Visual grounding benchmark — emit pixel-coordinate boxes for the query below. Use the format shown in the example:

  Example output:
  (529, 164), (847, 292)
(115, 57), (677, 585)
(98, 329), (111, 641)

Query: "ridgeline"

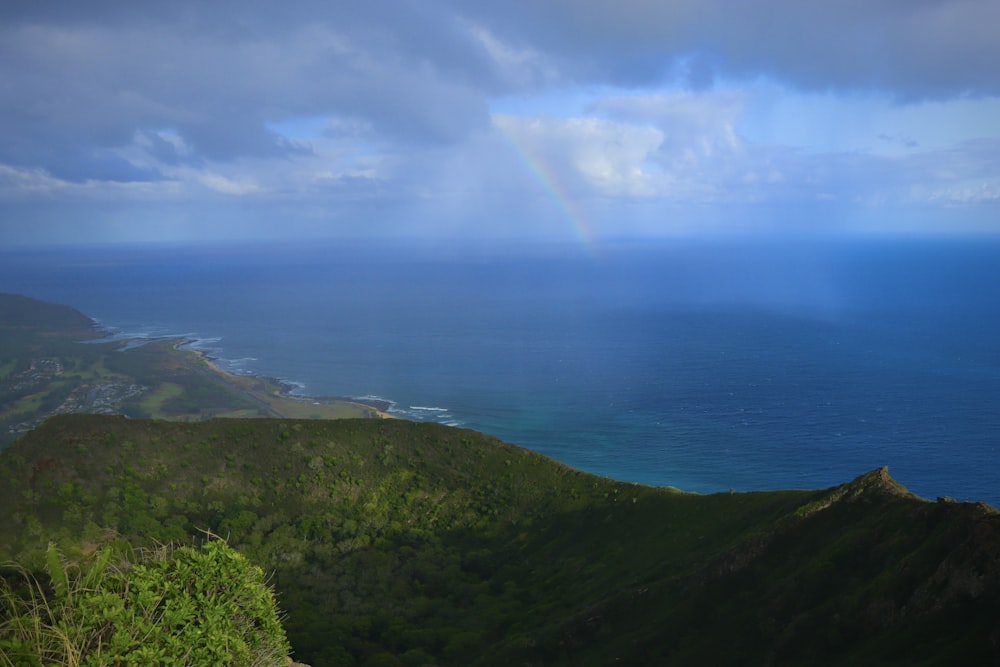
(1, 294), (998, 665)
(2, 415), (999, 665)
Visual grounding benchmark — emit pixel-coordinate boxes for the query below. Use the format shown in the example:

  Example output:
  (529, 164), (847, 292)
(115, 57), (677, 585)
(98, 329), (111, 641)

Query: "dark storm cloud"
(49, 151), (166, 185)
(0, 0), (995, 216)
(176, 120), (311, 163)
(0, 0), (503, 176)
(459, 0), (1000, 99)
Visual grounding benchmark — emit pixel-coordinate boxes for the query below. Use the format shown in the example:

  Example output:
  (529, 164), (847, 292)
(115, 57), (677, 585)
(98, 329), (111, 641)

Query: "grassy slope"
(2, 415), (998, 666)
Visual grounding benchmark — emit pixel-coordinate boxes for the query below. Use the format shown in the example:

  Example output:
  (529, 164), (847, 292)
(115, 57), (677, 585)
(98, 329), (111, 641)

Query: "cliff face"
(1, 415), (998, 666)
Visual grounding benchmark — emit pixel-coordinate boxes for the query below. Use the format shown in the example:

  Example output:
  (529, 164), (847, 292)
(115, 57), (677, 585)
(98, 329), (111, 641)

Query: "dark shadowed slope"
(0, 292), (98, 336)
(1, 414), (998, 665)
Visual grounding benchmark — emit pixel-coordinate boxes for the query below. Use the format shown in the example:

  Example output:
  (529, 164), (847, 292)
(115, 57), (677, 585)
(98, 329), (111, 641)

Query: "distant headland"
(0, 292), (387, 446)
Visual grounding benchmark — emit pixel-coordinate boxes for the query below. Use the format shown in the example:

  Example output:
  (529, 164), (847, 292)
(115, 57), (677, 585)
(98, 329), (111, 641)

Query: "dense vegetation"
(1, 540), (290, 666)
(2, 414), (998, 666)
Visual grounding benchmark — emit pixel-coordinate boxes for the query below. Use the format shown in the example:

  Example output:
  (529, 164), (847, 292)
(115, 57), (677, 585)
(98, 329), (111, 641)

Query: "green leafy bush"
(0, 540), (290, 666)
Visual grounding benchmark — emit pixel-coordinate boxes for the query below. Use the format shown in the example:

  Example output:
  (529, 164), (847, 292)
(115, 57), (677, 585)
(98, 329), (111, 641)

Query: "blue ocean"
(2, 237), (998, 505)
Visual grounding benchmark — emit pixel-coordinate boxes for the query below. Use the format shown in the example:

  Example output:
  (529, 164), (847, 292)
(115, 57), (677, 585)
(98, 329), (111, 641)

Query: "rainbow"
(495, 119), (598, 254)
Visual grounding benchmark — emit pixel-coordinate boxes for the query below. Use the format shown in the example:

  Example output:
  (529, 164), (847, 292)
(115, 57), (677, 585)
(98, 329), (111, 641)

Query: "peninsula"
(0, 293), (385, 446)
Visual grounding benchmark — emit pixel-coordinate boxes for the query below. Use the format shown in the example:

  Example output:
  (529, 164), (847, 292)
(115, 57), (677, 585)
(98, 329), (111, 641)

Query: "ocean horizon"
(2, 236), (998, 505)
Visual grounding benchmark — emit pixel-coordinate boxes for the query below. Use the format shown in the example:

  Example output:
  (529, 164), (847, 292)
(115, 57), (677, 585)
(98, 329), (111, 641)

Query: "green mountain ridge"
(2, 414), (998, 665)
(2, 293), (999, 664)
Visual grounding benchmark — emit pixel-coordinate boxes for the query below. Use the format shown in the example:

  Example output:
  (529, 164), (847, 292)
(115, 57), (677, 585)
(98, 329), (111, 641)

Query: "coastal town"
(1, 293), (391, 447)
(2, 356), (146, 440)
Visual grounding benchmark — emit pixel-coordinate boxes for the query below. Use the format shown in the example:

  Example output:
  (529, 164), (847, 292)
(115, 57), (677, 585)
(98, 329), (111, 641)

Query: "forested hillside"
(2, 415), (998, 665)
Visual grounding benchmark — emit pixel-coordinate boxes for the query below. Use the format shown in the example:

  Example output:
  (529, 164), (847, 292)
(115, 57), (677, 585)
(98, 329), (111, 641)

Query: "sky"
(1, 0), (998, 247)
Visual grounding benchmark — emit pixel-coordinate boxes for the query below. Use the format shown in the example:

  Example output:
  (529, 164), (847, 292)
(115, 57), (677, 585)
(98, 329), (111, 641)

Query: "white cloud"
(195, 173), (260, 196)
(494, 114), (663, 196)
(0, 164), (69, 195)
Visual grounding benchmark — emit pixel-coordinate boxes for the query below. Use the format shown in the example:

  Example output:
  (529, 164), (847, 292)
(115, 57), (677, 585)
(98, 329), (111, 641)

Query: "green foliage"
(1, 415), (999, 665)
(0, 539), (290, 666)
(42, 544), (69, 604)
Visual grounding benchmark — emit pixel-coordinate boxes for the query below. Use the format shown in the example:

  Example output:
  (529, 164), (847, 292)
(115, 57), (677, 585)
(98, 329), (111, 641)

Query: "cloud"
(0, 3), (499, 174)
(590, 92), (747, 196)
(495, 114), (664, 197)
(195, 172), (260, 196)
(877, 134), (919, 150)
(5, 1), (987, 173)
(461, 0), (1000, 99)
(488, 89), (1000, 228)
(0, 164), (69, 195)
(0, 0), (996, 243)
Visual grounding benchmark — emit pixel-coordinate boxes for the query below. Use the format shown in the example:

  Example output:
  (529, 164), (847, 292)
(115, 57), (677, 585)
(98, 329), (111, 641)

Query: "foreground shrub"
(0, 539), (290, 666)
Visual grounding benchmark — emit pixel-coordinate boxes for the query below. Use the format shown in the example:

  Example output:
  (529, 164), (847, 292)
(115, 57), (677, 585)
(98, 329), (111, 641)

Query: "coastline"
(1, 295), (397, 447)
(169, 338), (394, 420)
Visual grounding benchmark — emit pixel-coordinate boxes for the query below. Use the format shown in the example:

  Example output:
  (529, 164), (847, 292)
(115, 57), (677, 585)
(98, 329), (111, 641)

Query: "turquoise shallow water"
(2, 238), (998, 504)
